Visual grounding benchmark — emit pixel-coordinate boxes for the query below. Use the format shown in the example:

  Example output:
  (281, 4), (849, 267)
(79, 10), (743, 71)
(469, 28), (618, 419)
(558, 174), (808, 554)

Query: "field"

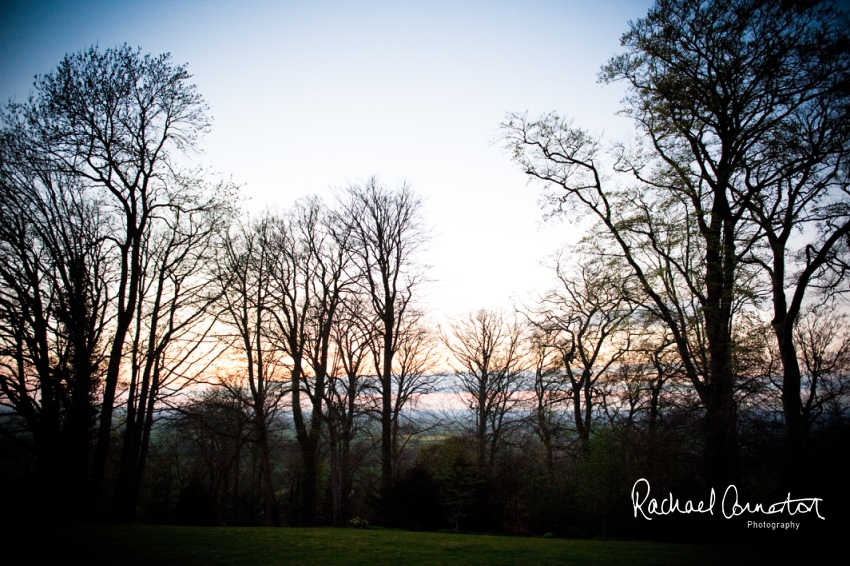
(27, 524), (795, 565)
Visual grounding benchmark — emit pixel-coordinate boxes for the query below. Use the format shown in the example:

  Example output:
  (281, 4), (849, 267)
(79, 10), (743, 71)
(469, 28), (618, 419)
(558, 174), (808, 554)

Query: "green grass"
(30, 524), (784, 565)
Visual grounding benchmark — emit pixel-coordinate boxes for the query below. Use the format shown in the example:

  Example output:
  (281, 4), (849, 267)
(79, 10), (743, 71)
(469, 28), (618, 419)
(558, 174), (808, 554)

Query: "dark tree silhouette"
(443, 309), (526, 477)
(0, 142), (111, 518)
(503, 0), (850, 487)
(339, 178), (429, 522)
(2, 45), (213, 509)
(602, 0), (850, 487)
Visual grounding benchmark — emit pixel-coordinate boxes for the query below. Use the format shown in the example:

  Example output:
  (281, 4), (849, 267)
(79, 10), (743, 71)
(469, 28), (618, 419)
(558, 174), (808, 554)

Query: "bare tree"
(529, 252), (637, 453)
(338, 177), (429, 518)
(387, 312), (441, 477)
(213, 217), (285, 526)
(3, 45), (213, 505)
(443, 309), (526, 477)
(793, 307), (850, 443)
(641, 333), (682, 431)
(263, 198), (354, 526)
(526, 328), (564, 480)
(111, 175), (234, 522)
(0, 143), (112, 516)
(326, 293), (374, 526)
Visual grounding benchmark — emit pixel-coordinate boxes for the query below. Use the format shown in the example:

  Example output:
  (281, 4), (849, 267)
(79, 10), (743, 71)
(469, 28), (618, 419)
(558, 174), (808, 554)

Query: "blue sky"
(1, 0), (655, 317)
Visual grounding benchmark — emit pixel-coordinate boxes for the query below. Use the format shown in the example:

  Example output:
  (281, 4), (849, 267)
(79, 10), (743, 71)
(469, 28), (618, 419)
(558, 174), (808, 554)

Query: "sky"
(0, 0), (656, 321)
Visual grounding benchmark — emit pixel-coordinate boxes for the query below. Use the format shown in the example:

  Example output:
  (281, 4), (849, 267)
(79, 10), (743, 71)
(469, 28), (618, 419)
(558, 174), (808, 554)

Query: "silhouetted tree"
(528, 252), (638, 453)
(604, 0), (850, 488)
(443, 309), (526, 477)
(263, 199), (354, 525)
(502, 0), (850, 486)
(112, 175), (233, 522)
(1, 45), (214, 510)
(339, 178), (429, 521)
(326, 293), (374, 526)
(213, 216), (285, 525)
(0, 143), (111, 517)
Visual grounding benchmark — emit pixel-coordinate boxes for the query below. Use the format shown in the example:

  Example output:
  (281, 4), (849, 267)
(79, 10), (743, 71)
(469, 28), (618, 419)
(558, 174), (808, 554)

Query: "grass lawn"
(21, 524), (798, 565)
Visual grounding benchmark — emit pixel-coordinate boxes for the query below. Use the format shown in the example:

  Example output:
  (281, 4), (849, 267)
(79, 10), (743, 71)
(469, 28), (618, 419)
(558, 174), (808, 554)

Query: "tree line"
(1, 0), (849, 539)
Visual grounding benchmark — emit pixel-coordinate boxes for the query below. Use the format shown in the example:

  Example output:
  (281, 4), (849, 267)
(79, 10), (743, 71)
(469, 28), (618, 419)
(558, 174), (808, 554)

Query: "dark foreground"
(17, 524), (806, 565)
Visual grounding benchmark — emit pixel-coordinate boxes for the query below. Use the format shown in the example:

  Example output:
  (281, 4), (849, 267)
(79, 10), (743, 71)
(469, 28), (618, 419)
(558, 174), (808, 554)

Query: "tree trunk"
(380, 310), (395, 523)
